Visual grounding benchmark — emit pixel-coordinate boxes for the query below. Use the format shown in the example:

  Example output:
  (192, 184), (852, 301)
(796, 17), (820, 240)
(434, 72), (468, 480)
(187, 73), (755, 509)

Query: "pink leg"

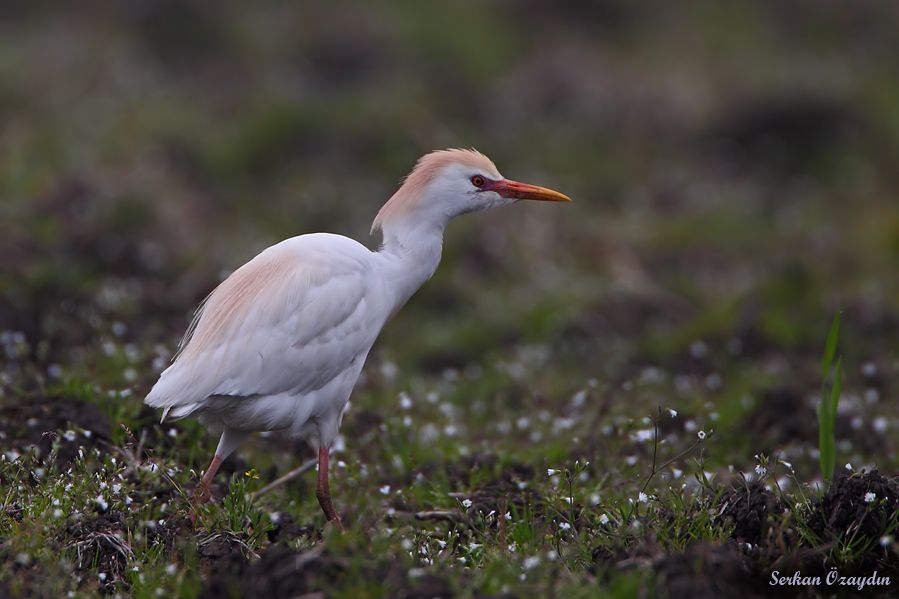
(315, 447), (344, 530)
(194, 454), (223, 504)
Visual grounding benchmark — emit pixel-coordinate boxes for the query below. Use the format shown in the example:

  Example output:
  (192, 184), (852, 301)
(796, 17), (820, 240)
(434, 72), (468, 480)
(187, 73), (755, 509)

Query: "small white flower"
(523, 556), (541, 570)
(599, 513), (610, 525)
(547, 468), (559, 476)
(779, 460), (793, 471)
(754, 465), (767, 477)
(689, 340), (707, 358)
(571, 390), (587, 407)
(671, 468), (683, 479)
(558, 522), (571, 531)
(880, 535), (892, 547)
(63, 430), (77, 442)
(52, 509), (63, 518)
(504, 511), (512, 521)
(638, 492), (649, 504)
(461, 498), (472, 508)
(165, 563), (177, 576)
(668, 409), (678, 418)
(381, 360), (398, 381)
(845, 463), (852, 471)
(697, 430), (706, 440)
(864, 492), (876, 503)
(399, 391), (413, 410)
(94, 495), (108, 511)
(98, 573), (107, 582)
(632, 428), (654, 442)
(379, 485), (391, 495)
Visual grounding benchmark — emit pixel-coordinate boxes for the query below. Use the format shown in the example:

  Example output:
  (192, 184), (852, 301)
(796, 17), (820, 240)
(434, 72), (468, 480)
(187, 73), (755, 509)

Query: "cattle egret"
(145, 149), (570, 527)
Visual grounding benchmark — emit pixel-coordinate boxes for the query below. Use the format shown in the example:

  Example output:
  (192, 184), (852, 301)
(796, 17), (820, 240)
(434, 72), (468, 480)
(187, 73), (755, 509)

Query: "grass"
(818, 312), (842, 484)
(1, 333), (895, 596)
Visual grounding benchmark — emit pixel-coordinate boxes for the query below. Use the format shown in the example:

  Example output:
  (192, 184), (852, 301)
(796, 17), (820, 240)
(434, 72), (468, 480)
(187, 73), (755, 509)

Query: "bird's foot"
(188, 482), (213, 525)
(328, 514), (345, 532)
(192, 480), (212, 504)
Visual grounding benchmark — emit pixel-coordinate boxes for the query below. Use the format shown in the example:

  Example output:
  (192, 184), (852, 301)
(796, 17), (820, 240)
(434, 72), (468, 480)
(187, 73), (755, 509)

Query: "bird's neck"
(375, 216), (447, 310)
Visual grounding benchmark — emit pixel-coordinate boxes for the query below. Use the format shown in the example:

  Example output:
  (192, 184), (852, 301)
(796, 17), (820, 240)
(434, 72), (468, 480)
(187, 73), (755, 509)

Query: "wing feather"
(145, 235), (379, 414)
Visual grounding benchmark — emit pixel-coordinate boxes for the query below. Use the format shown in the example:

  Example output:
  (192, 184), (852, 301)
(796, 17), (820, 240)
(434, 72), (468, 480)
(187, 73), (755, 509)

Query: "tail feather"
(145, 361), (209, 419)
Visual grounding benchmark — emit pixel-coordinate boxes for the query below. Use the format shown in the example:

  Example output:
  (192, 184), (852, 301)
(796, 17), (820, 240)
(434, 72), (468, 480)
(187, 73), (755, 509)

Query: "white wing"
(145, 234), (384, 417)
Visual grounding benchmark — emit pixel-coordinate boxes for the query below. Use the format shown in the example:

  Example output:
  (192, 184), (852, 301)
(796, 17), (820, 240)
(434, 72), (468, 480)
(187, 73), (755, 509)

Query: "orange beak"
(490, 179), (572, 203)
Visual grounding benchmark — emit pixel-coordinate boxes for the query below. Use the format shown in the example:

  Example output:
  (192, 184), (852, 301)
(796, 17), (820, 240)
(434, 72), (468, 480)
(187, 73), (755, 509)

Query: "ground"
(1, 2), (898, 597)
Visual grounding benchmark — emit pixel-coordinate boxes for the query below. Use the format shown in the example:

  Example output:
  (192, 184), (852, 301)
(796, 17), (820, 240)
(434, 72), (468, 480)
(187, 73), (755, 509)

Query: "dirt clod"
(718, 479), (785, 545)
(807, 470), (899, 543)
(67, 512), (133, 594)
(654, 541), (765, 599)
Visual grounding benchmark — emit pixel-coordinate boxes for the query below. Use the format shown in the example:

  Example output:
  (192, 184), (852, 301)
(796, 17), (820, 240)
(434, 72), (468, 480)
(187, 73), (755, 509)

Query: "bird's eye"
(471, 175), (486, 187)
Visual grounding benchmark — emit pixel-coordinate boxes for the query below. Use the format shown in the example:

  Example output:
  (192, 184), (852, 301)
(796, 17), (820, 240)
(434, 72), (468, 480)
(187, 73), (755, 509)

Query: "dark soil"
(807, 470), (898, 542)
(806, 470), (899, 576)
(443, 456), (548, 525)
(66, 511), (133, 595)
(653, 541), (767, 599)
(742, 387), (815, 448)
(718, 478), (786, 545)
(265, 512), (319, 544)
(0, 396), (112, 466)
(197, 532), (253, 565)
(200, 543), (455, 599)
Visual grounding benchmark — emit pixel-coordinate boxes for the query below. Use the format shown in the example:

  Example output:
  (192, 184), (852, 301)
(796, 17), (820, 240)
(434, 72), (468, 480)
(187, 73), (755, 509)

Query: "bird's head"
(372, 148), (571, 234)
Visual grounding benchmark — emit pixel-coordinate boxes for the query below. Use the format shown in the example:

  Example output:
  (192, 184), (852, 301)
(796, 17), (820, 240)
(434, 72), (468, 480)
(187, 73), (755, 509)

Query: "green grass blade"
(821, 311), (842, 380)
(818, 398), (834, 484)
(818, 354), (843, 485)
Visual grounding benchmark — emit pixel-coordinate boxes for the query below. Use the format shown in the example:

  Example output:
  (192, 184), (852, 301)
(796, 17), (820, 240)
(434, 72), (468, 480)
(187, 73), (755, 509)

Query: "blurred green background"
(1, 3), (898, 595)
(1, 0), (898, 456)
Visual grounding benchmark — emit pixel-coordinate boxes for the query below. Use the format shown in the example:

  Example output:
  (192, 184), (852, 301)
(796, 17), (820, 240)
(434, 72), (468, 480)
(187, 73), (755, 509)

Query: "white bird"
(145, 148), (570, 527)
